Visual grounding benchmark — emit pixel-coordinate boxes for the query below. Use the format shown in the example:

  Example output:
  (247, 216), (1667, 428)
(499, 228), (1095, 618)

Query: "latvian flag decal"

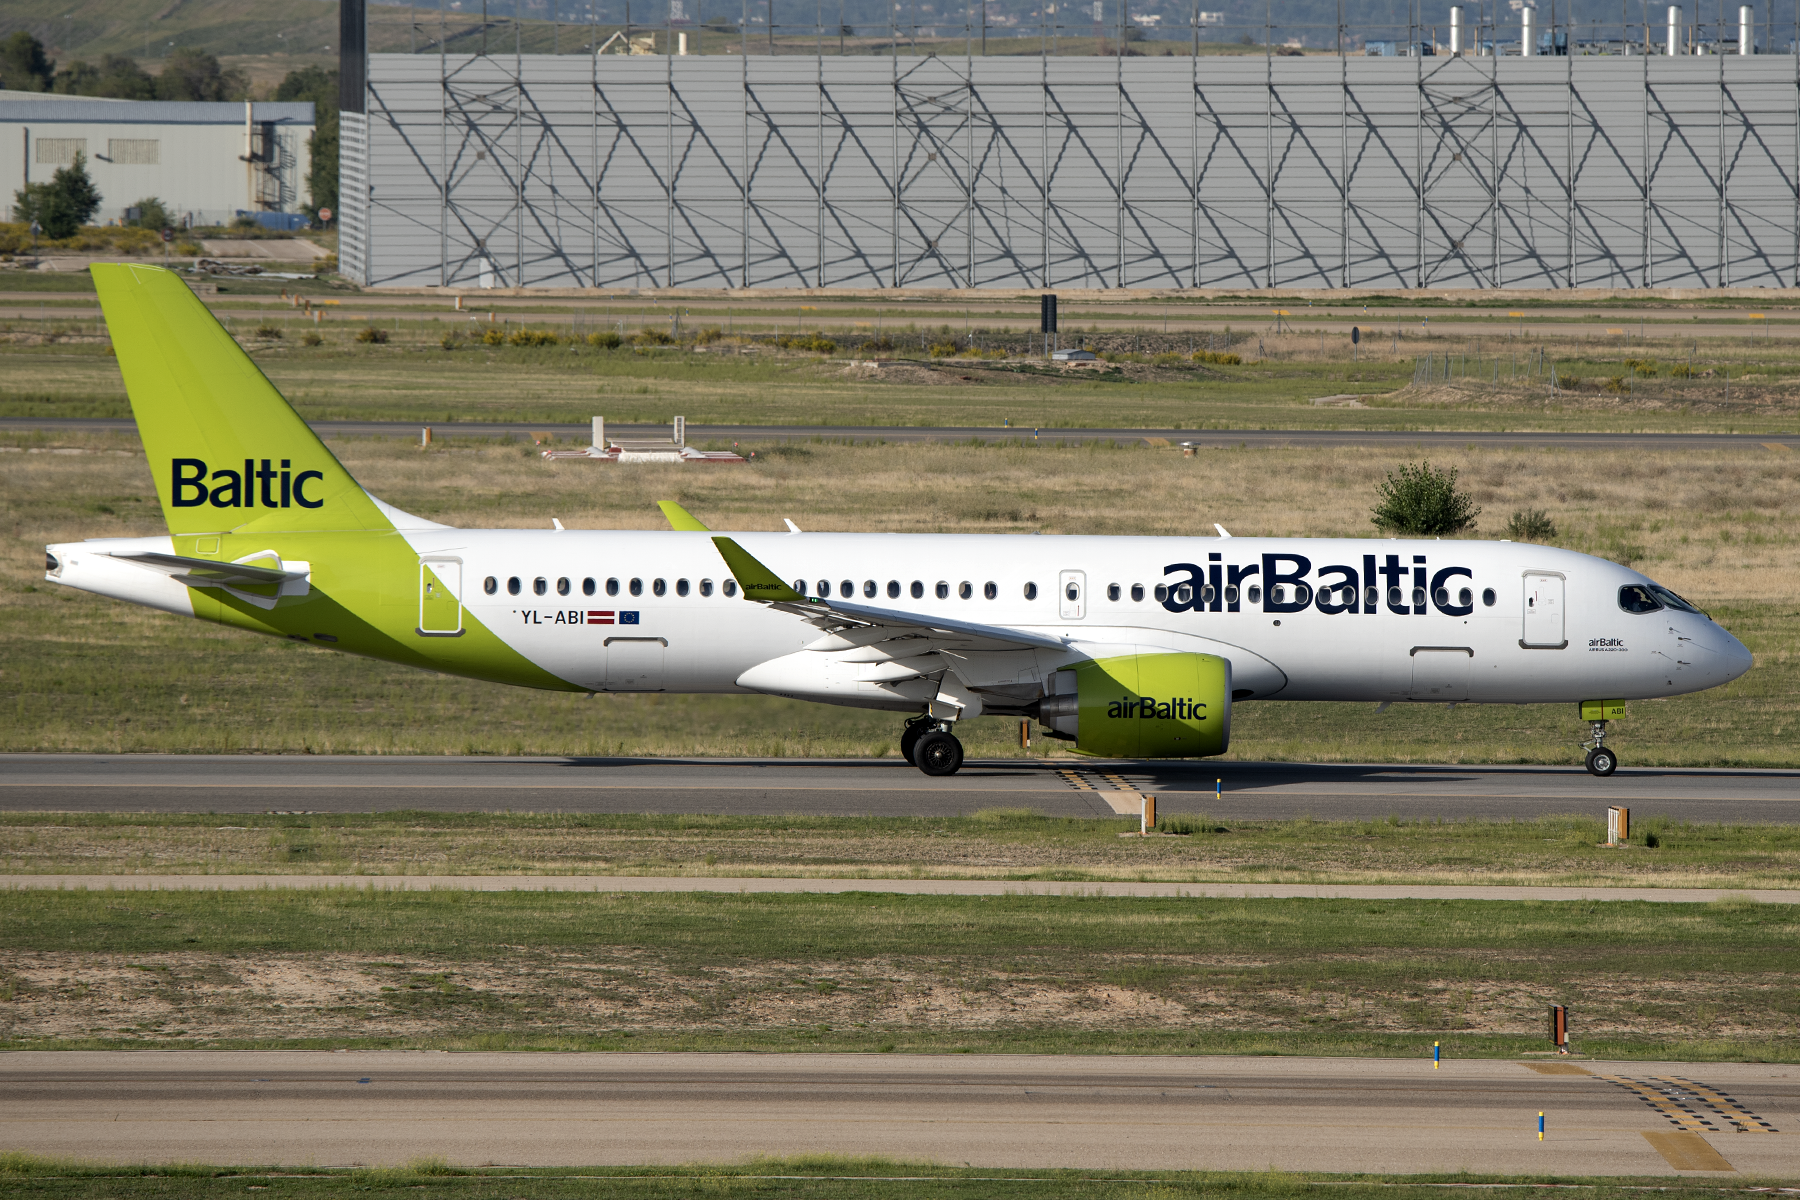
(586, 611), (639, 625)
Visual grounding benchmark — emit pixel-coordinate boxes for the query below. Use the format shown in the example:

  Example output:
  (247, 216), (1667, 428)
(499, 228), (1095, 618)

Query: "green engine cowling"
(1038, 652), (1232, 758)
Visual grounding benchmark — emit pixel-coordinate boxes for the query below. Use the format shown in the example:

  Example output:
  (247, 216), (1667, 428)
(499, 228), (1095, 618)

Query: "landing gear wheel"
(900, 717), (932, 766)
(1585, 746), (1618, 777)
(914, 729), (964, 777)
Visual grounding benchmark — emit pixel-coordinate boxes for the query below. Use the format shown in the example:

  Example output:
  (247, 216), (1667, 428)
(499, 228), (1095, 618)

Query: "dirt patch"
(2, 950), (1788, 1046)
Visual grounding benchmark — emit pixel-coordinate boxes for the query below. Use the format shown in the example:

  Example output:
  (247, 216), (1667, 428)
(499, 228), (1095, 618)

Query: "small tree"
(1370, 460), (1481, 536)
(127, 197), (171, 230)
(13, 151), (102, 239)
(0, 32), (55, 93)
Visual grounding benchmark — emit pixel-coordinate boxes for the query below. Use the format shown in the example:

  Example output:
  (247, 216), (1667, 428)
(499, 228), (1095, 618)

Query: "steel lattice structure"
(338, 50), (1800, 289)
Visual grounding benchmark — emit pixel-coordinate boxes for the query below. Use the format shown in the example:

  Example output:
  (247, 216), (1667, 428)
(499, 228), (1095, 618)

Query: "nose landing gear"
(1578, 700), (1626, 777)
(900, 715), (963, 776)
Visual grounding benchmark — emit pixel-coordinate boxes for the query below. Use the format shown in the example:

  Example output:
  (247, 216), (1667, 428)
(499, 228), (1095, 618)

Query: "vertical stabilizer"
(93, 263), (391, 536)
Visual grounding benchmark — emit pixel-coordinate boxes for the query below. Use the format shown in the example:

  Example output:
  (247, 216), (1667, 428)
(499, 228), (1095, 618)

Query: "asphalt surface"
(2, 1052), (1793, 1172)
(4, 755), (1797, 822)
(8, 416), (1799, 450)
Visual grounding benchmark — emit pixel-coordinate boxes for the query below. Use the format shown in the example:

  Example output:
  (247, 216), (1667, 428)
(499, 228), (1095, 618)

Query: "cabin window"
(1366, 586), (1379, 609)
(1154, 584), (1168, 602)
(1107, 583), (1121, 602)
(1247, 585), (1262, 604)
(483, 576), (498, 595)
(699, 578), (714, 597)
(556, 577), (571, 596)
(652, 578), (667, 597)
(1270, 584), (1285, 604)
(1482, 587), (1496, 607)
(887, 580), (901, 599)
(983, 581), (997, 600)
(533, 577), (548, 596)
(1174, 583), (1192, 606)
(794, 580), (807, 595)
(1224, 585), (1238, 605)
(1458, 587), (1472, 607)
(1433, 587), (1449, 607)
(1023, 581), (1038, 600)
(723, 580), (738, 597)
(1387, 586), (1403, 608)
(840, 580), (854, 598)
(507, 576), (522, 595)
(676, 579), (690, 597)
(1130, 584), (1144, 602)
(607, 578), (620, 596)
(1202, 585), (1217, 605)
(864, 580), (877, 598)
(911, 580), (924, 599)
(583, 578), (596, 596)
(629, 578), (643, 596)
(936, 581), (949, 599)
(815, 580), (828, 597)
(1411, 587), (1426, 608)
(959, 581), (974, 600)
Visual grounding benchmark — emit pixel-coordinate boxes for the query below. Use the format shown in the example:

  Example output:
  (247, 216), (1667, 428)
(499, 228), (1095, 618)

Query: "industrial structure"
(0, 93), (315, 228)
(339, 7), (1800, 291)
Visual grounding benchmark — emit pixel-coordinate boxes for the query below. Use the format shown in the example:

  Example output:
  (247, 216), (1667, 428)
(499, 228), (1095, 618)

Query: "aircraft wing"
(710, 536), (1066, 653)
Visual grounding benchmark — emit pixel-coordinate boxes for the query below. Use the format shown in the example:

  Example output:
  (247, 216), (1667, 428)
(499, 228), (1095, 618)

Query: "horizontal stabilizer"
(108, 550), (300, 587)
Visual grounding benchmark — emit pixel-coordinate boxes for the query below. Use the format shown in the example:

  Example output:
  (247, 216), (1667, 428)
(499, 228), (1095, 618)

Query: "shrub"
(1671, 362), (1693, 378)
(927, 341), (961, 358)
(1634, 363), (1658, 376)
(1604, 375), (1629, 393)
(252, 323), (282, 339)
(506, 328), (558, 347)
(1152, 351), (1184, 366)
(857, 335), (895, 354)
(300, 330), (323, 347)
(1505, 508), (1557, 542)
(775, 334), (838, 355)
(174, 240), (202, 256)
(481, 328), (505, 346)
(439, 332), (459, 350)
(693, 326), (725, 345)
(354, 326), (389, 344)
(1192, 350), (1243, 365)
(586, 330), (623, 349)
(1557, 375), (1582, 390)
(1370, 460), (1481, 536)
(630, 328), (675, 346)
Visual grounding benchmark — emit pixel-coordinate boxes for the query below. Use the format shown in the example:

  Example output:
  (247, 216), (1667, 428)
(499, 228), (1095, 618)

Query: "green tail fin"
(94, 263), (391, 536)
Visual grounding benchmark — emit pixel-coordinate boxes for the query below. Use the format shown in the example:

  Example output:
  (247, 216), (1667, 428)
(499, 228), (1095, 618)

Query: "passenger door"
(605, 636), (666, 691)
(1521, 572), (1566, 648)
(418, 557), (463, 636)
(1058, 570), (1086, 621)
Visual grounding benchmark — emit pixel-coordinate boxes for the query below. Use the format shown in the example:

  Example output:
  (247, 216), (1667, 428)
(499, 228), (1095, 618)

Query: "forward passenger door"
(1521, 572), (1565, 648)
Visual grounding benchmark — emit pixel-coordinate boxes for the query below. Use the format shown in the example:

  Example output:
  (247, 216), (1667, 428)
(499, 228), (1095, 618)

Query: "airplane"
(45, 264), (1753, 778)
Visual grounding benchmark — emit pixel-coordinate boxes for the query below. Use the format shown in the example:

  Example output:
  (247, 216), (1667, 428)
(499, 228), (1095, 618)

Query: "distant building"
(0, 92), (314, 228)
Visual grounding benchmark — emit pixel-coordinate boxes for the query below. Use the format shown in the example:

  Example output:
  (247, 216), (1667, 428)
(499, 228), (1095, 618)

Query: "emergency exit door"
(1521, 572), (1565, 648)
(1059, 570), (1086, 620)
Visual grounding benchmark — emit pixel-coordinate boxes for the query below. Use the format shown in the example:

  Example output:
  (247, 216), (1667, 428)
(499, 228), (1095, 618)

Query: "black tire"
(1586, 747), (1618, 777)
(900, 722), (926, 766)
(914, 729), (964, 777)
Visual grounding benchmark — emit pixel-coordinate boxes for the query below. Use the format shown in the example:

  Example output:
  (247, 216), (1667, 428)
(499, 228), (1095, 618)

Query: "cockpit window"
(1618, 585), (1661, 614)
(1649, 585), (1704, 615)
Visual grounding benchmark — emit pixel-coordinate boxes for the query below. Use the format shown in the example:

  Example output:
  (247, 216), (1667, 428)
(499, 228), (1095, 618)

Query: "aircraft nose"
(1716, 626), (1754, 683)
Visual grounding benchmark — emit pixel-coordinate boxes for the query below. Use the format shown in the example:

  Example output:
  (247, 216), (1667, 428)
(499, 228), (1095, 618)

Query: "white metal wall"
(346, 51), (1800, 289)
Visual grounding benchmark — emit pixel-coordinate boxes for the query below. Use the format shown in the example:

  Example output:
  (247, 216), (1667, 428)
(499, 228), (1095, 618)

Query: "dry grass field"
(3, 429), (1795, 762)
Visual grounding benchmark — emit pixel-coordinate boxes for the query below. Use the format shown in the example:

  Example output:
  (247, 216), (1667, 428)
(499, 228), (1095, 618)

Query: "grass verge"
(0, 891), (1794, 1058)
(5, 811), (1800, 889)
(0, 1158), (1784, 1198)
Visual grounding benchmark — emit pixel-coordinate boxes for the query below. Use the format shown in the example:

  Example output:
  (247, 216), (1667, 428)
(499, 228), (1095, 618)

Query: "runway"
(5, 416), (1798, 452)
(2, 1051), (1792, 1173)
(3, 754), (1797, 822)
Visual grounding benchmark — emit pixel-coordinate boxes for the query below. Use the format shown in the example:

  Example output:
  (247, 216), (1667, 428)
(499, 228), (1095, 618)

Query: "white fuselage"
(402, 529), (1752, 708)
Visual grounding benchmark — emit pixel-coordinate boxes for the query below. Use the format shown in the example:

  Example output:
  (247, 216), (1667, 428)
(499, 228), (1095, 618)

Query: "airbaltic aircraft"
(47, 265), (1753, 777)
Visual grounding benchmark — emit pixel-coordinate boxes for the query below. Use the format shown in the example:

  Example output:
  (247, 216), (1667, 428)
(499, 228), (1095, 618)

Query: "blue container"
(235, 211), (311, 232)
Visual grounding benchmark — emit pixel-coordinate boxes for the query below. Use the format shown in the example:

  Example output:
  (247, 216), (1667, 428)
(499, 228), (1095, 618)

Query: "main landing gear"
(901, 715), (964, 777)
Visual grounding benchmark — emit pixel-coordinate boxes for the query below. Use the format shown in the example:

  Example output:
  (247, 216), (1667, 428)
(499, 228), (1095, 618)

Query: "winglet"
(658, 501), (710, 532)
(711, 536), (806, 603)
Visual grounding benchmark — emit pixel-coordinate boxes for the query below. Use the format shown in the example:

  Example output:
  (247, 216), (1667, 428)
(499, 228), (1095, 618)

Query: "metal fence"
(340, 50), (1800, 290)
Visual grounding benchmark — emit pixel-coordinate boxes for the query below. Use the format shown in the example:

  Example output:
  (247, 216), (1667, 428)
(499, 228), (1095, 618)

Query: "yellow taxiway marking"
(1601, 1076), (1719, 1133)
(1641, 1130), (1735, 1173)
(1655, 1077), (1780, 1132)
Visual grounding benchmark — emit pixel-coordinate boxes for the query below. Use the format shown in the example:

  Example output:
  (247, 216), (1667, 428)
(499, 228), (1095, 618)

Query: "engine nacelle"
(1038, 652), (1232, 758)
